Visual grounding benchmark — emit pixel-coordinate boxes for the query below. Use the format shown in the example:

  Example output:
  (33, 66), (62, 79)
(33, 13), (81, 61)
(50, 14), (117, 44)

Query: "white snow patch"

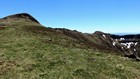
(127, 42), (134, 48)
(102, 34), (106, 38)
(127, 44), (131, 48)
(120, 42), (135, 49)
(134, 49), (136, 51)
(135, 42), (138, 46)
(115, 39), (118, 41)
(113, 41), (116, 46)
(121, 43), (127, 46)
(121, 47), (124, 49)
(120, 38), (125, 41)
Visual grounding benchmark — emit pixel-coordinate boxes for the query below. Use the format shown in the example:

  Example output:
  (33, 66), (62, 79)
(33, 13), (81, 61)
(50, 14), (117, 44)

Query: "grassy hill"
(0, 13), (140, 79)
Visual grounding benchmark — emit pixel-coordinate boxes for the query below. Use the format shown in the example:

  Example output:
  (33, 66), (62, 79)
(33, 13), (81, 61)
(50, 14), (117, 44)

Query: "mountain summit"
(1, 13), (40, 24)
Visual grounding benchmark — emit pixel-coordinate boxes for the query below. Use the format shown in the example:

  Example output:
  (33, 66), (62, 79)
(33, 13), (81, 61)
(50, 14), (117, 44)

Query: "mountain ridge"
(0, 13), (140, 60)
(0, 13), (140, 78)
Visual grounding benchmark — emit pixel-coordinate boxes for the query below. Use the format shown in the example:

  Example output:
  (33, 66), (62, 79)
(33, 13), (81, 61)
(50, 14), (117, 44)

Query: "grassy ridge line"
(0, 19), (140, 79)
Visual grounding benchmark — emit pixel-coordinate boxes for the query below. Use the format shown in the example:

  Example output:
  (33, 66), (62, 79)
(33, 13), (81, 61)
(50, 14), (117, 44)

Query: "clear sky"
(0, 0), (140, 33)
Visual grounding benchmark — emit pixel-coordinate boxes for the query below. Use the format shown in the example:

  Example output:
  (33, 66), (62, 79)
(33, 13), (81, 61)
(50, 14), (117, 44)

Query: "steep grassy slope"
(0, 14), (140, 79)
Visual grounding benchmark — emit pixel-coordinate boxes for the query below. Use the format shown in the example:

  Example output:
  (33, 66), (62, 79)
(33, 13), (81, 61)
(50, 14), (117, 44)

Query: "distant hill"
(0, 13), (140, 79)
(113, 33), (140, 35)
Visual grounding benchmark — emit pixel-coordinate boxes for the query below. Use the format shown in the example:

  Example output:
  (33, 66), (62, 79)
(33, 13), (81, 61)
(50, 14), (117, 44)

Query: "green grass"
(0, 19), (140, 79)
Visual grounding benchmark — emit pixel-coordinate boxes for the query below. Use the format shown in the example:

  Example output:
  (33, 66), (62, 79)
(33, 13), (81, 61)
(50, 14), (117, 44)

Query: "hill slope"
(0, 13), (140, 79)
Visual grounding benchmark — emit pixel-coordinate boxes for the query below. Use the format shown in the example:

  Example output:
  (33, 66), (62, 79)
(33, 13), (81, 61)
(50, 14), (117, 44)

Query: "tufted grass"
(0, 20), (140, 79)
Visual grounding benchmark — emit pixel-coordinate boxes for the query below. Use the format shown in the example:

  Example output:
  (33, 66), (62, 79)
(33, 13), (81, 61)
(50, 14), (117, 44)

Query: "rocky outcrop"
(90, 31), (140, 60)
(110, 34), (140, 60)
(90, 31), (121, 52)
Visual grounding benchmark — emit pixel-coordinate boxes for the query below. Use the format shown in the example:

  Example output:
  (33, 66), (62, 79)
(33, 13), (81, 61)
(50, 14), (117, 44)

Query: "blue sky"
(0, 0), (140, 33)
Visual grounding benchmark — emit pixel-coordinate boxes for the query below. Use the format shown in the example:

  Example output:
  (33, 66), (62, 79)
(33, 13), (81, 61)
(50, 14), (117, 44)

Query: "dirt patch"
(0, 60), (16, 75)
